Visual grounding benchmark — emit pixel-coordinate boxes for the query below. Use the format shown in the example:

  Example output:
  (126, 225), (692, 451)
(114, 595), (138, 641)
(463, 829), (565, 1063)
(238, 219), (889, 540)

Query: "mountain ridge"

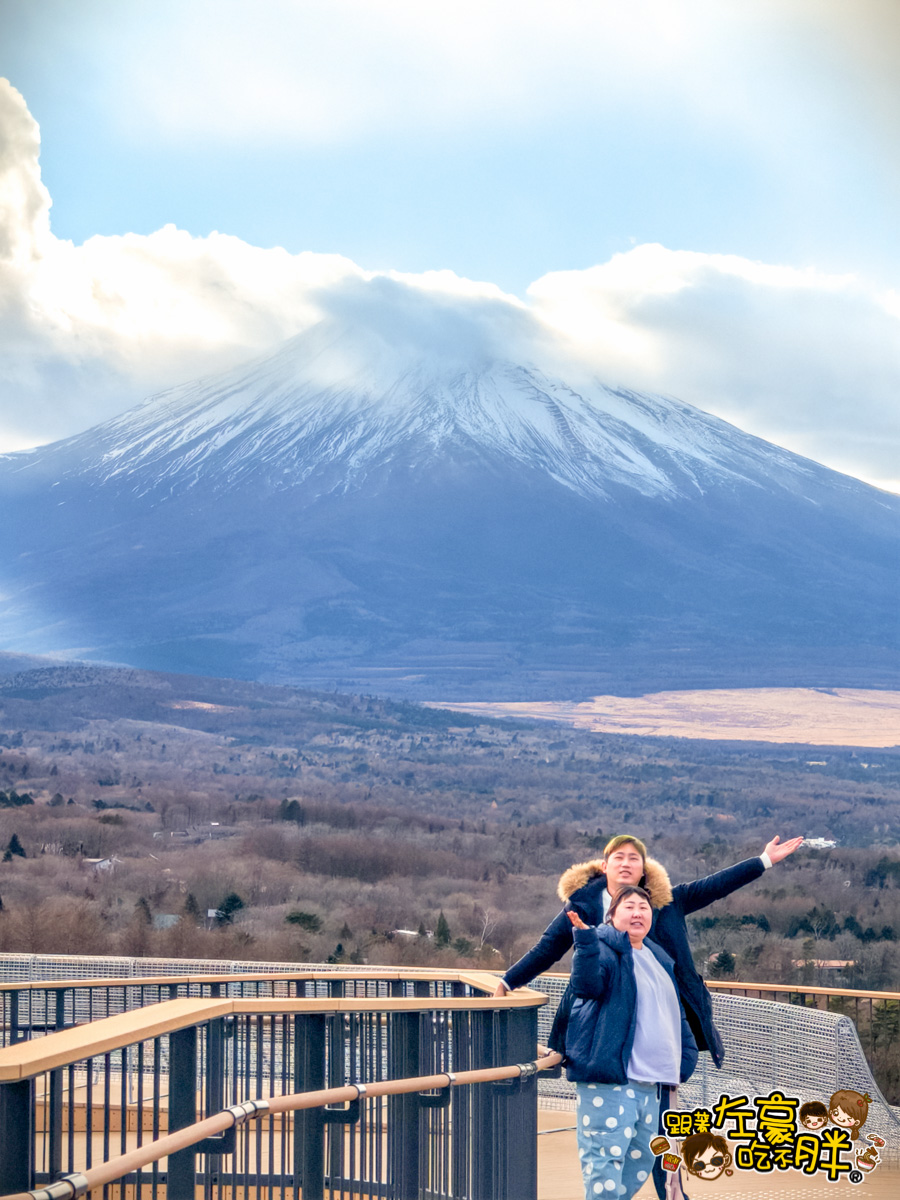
(7, 319), (882, 505)
(1, 317), (898, 699)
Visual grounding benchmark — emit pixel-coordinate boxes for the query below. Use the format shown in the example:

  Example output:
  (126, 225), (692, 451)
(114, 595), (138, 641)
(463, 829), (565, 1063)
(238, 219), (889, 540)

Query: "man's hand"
(764, 834), (804, 864)
(493, 980), (510, 997)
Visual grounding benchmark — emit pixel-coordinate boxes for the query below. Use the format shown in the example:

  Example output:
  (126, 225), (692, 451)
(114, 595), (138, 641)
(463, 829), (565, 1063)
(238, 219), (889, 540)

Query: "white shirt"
(627, 944), (682, 1086)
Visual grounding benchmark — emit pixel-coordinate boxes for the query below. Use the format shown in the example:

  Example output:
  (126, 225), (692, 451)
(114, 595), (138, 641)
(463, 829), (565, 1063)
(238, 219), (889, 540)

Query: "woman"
(551, 885), (698, 1200)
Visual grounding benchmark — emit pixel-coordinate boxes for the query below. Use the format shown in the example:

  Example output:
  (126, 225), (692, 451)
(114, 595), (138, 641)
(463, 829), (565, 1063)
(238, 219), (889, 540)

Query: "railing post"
(294, 1013), (326, 1200)
(470, 1009), (496, 1200)
(167, 1025), (198, 1198)
(326, 1009), (346, 1185)
(9, 988), (21, 1046)
(0, 1079), (34, 1191)
(47, 988), (66, 1179)
(496, 1005), (538, 1200)
(451, 1012), (472, 1200)
(203, 1017), (226, 1177)
(389, 1010), (421, 1199)
(206, 1018), (225, 1115)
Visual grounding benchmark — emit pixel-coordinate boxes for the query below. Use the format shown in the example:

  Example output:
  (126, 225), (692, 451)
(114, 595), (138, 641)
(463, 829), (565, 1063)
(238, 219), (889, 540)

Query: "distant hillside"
(0, 651), (59, 679)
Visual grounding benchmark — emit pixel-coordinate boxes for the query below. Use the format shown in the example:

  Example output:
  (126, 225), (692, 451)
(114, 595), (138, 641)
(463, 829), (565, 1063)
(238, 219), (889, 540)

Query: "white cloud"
(529, 246), (900, 489)
(1, 77), (899, 494)
(0, 79), (531, 448)
(0, 80), (362, 445)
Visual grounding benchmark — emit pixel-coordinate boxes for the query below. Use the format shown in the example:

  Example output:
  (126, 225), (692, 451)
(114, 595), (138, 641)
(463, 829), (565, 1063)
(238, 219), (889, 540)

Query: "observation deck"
(1, 953), (898, 1198)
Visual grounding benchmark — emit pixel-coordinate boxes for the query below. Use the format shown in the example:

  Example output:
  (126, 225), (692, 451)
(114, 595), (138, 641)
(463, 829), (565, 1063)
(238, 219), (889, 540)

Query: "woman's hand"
(567, 910), (588, 930)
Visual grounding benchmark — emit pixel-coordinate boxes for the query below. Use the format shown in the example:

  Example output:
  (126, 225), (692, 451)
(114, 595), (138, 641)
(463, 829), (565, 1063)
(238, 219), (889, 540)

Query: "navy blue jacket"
(553, 924), (698, 1085)
(504, 855), (765, 1067)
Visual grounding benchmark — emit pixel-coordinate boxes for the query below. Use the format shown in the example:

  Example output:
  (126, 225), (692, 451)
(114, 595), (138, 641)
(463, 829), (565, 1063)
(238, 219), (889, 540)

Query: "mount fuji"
(1, 313), (898, 699)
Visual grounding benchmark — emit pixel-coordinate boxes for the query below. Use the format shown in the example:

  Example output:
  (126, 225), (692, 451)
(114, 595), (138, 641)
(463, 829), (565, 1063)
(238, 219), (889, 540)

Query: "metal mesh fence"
(0, 951), (356, 982)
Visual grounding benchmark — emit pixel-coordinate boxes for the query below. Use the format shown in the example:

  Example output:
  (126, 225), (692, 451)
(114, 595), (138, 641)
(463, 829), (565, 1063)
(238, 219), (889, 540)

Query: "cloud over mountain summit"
(1, 77), (899, 491)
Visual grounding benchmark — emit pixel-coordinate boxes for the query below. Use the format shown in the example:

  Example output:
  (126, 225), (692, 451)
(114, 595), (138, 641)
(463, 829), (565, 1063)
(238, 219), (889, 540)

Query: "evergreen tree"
(3, 833), (26, 861)
(278, 798), (305, 824)
(183, 893), (202, 923)
(216, 892), (245, 925)
(134, 897), (152, 925)
(712, 950), (735, 976)
(285, 911), (322, 932)
(435, 911), (451, 946)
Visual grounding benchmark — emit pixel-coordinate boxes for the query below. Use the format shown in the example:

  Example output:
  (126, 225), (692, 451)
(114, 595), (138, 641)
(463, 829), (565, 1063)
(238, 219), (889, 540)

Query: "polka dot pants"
(575, 1081), (659, 1199)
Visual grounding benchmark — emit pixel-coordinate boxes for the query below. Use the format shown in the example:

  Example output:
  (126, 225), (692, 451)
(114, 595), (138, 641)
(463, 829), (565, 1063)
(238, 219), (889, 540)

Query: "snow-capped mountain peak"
(1, 314), (897, 699)
(30, 318), (826, 504)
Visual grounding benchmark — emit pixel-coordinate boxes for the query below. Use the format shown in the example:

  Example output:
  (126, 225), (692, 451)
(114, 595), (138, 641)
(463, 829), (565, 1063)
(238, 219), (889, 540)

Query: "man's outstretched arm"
(492, 908), (575, 995)
(676, 834), (803, 916)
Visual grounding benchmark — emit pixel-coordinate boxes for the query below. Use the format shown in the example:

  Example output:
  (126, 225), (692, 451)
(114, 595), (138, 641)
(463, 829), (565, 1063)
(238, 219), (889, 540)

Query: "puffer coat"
(550, 922), (698, 1085)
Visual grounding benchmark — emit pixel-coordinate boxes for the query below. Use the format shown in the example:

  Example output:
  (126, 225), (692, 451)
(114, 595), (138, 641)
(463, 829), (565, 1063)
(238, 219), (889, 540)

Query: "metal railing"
(3, 1052), (563, 1200)
(706, 980), (900, 1107)
(705, 979), (900, 1030)
(0, 969), (478, 1049)
(0, 969), (551, 1198)
(10, 955), (893, 1096)
(3, 956), (900, 1193)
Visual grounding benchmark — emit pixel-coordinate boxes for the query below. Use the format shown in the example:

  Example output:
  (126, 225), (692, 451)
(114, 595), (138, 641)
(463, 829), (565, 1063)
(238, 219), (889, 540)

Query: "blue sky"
(1, 0), (899, 489)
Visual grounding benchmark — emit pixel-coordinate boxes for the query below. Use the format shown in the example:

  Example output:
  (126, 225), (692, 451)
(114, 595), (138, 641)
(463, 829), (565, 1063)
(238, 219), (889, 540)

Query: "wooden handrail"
(0, 987), (548, 1081)
(0, 1051), (564, 1199)
(6, 961), (900, 1004)
(705, 980), (900, 1001)
(0, 966), (504, 993)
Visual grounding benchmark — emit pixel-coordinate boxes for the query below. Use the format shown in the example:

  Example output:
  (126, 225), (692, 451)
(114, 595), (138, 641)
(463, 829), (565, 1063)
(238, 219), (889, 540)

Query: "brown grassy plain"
(434, 688), (900, 747)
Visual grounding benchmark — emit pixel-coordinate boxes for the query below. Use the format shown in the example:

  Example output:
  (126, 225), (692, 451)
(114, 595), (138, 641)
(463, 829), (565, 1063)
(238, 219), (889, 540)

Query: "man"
(496, 832), (802, 1060)
(496, 832), (802, 1200)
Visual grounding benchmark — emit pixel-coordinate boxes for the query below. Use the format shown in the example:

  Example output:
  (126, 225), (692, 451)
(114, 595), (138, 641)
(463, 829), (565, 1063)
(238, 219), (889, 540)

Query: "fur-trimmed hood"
(557, 855), (674, 910)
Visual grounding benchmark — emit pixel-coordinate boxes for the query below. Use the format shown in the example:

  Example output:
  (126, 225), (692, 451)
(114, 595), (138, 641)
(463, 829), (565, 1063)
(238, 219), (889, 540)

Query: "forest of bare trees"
(1, 663), (900, 996)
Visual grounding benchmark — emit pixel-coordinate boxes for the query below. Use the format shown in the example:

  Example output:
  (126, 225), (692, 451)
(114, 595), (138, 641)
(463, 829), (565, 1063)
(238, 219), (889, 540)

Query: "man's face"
(802, 1113), (826, 1130)
(601, 844), (644, 894)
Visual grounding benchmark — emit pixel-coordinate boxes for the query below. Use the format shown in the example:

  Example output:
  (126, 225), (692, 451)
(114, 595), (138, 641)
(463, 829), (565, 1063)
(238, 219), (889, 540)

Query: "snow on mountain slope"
(10, 317), (847, 506)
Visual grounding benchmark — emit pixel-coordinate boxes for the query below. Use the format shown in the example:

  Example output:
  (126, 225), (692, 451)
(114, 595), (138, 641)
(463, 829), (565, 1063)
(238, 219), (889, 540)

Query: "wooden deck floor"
(537, 1110), (899, 1199)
